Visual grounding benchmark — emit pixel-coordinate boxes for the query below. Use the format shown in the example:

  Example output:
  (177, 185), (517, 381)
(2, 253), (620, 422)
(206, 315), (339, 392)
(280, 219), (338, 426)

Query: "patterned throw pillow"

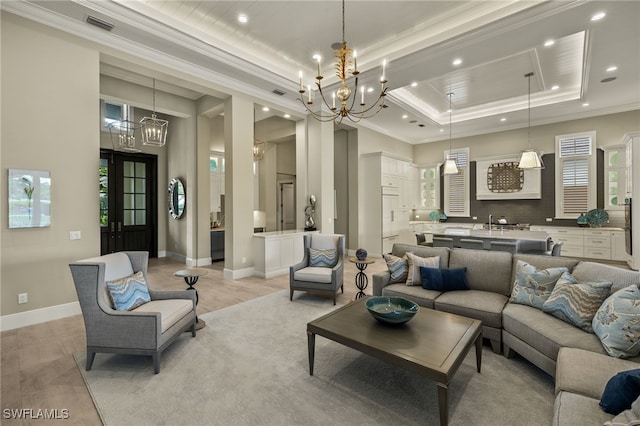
(383, 254), (409, 284)
(309, 248), (337, 267)
(542, 271), (612, 333)
(593, 285), (640, 358)
(510, 261), (568, 310)
(405, 252), (440, 286)
(106, 271), (151, 311)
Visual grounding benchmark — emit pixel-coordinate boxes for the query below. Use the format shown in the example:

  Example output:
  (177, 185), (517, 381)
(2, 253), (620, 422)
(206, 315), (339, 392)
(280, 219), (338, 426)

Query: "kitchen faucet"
(488, 214), (493, 231)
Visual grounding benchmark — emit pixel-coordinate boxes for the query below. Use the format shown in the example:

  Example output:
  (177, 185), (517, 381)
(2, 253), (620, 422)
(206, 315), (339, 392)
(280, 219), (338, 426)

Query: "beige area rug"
(74, 290), (554, 425)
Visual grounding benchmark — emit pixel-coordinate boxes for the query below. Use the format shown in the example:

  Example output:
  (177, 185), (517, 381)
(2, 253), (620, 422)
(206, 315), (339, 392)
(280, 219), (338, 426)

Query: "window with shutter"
(555, 131), (597, 218)
(444, 148), (469, 217)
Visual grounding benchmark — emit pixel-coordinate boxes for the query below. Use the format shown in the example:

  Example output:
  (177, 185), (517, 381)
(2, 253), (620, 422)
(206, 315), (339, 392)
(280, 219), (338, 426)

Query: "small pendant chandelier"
(518, 72), (544, 169)
(140, 78), (168, 147)
(297, 0), (388, 123)
(109, 106), (141, 153)
(442, 92), (459, 175)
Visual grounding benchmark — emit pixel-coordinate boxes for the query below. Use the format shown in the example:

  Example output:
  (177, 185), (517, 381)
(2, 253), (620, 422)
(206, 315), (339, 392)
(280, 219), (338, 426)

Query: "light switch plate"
(70, 231), (81, 240)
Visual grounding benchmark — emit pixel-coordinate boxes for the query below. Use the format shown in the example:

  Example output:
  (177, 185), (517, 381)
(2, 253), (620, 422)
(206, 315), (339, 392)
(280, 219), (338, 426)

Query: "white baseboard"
(193, 257), (212, 267)
(0, 301), (81, 332)
(224, 267), (254, 280)
(254, 268), (289, 279)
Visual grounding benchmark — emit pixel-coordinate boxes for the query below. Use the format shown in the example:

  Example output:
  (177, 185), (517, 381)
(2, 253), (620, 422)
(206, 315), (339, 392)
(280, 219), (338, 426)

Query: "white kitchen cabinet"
(361, 152), (414, 256)
(584, 229), (611, 260)
(611, 230), (626, 261)
(532, 226), (584, 257)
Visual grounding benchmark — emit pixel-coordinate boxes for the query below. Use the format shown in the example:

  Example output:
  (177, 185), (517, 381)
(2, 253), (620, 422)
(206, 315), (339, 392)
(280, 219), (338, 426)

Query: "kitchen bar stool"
(433, 237), (454, 248)
(460, 238), (485, 250)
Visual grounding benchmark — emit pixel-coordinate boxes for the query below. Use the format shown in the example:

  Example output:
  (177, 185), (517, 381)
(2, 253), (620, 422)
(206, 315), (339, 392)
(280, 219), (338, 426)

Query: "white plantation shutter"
(444, 148), (469, 217)
(556, 132), (596, 218)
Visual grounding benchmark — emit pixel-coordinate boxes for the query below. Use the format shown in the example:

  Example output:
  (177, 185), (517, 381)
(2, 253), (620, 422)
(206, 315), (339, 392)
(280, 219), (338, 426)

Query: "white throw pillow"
(405, 252), (440, 286)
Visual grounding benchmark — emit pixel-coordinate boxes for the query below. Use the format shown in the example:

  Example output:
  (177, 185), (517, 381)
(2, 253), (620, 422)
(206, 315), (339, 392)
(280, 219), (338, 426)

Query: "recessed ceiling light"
(447, 108), (452, 113)
(418, 124), (425, 127)
(440, 128), (444, 132)
(452, 58), (462, 66)
(411, 82), (418, 87)
(544, 39), (555, 47)
(409, 120), (417, 124)
(551, 85), (559, 90)
(582, 102), (590, 107)
(402, 114), (408, 119)
(591, 12), (606, 21)
(500, 117), (507, 122)
(284, 114), (291, 118)
(262, 107), (270, 112)
(606, 65), (618, 72)
(601, 77), (617, 83)
(238, 14), (248, 24)
(367, 87), (374, 93)
(312, 54), (321, 61)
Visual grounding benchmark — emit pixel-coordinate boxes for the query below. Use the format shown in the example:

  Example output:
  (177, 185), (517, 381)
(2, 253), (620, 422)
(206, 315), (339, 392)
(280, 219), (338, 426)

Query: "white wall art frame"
(8, 168), (51, 228)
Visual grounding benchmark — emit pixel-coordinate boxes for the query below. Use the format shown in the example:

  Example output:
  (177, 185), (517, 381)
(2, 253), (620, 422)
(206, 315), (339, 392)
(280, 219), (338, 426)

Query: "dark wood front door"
(100, 149), (158, 256)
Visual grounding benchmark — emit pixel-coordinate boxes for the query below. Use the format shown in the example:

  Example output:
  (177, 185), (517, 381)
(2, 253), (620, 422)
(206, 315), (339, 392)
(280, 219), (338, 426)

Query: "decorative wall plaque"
(476, 155), (541, 200)
(486, 162), (523, 193)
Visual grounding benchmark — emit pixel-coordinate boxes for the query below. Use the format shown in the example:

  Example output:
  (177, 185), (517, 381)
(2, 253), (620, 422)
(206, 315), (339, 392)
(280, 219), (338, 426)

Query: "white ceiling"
(6, 0), (640, 144)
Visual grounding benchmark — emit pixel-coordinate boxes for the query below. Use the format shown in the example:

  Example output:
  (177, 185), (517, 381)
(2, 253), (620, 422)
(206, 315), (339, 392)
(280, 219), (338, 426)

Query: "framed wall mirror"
(168, 178), (185, 219)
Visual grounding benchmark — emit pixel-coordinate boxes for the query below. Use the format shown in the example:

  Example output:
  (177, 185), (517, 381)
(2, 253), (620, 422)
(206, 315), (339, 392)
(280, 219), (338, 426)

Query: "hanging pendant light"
(141, 78), (168, 147)
(518, 72), (544, 169)
(443, 92), (459, 175)
(109, 105), (141, 152)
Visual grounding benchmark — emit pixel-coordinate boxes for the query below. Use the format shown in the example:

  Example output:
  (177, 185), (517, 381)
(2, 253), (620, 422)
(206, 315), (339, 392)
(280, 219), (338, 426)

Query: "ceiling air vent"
(86, 15), (114, 32)
(272, 89), (286, 96)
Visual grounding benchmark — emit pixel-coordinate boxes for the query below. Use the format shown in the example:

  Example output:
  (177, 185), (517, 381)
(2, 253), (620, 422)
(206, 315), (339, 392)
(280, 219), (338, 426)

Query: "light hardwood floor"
(0, 256), (387, 425)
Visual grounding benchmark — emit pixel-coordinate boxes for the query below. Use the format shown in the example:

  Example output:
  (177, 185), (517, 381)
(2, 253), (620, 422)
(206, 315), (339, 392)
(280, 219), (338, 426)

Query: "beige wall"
(334, 130), (349, 242)
(413, 110), (640, 164)
(1, 13), (100, 316)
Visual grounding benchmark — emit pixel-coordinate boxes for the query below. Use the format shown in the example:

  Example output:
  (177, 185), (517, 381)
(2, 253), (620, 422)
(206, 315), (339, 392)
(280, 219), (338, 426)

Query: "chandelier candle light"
(298, 0), (388, 122)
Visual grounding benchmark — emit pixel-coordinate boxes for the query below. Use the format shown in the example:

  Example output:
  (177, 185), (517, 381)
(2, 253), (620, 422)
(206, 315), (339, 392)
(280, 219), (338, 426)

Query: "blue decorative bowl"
(365, 297), (419, 325)
(355, 248), (368, 261)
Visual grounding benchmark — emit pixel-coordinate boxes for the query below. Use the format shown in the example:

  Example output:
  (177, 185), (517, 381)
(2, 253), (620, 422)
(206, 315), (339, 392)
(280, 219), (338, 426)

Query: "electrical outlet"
(18, 293), (28, 304)
(242, 257), (246, 264)
(546, 218), (553, 222)
(472, 216), (477, 220)
(69, 231), (81, 240)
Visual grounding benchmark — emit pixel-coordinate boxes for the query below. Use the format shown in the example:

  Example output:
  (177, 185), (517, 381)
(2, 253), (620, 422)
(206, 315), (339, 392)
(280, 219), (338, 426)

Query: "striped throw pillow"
(309, 248), (337, 267)
(107, 271), (151, 311)
(542, 271), (612, 333)
(383, 254), (409, 284)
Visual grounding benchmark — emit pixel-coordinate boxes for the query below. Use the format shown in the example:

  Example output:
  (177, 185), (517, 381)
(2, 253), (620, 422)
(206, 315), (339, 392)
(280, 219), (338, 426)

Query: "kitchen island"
(253, 230), (318, 278)
(433, 228), (550, 252)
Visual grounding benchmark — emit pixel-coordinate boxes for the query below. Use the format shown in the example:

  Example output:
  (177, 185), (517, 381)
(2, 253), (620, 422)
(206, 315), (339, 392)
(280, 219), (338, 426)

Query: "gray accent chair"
(69, 251), (197, 374)
(290, 234), (345, 305)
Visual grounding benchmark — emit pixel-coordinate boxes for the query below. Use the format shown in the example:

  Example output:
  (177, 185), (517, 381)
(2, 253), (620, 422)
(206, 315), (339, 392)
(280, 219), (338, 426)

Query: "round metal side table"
(348, 257), (375, 300)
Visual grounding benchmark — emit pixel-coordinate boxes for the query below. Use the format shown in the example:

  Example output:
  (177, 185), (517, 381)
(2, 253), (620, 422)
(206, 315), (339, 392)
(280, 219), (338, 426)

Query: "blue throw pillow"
(383, 253), (408, 284)
(542, 271), (612, 333)
(309, 248), (337, 267)
(593, 285), (640, 358)
(510, 261), (568, 310)
(106, 271), (151, 311)
(601, 369), (640, 415)
(420, 266), (469, 292)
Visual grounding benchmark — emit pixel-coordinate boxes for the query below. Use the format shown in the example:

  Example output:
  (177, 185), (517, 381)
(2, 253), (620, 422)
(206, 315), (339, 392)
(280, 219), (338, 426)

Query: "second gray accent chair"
(69, 251), (197, 374)
(289, 233), (345, 305)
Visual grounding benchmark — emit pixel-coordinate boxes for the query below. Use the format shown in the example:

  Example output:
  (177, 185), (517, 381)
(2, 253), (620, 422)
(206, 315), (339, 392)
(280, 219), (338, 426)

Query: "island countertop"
(435, 228), (550, 242)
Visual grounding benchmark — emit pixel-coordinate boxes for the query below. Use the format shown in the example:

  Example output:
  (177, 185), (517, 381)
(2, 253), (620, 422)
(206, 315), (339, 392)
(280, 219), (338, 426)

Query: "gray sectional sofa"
(372, 243), (640, 424)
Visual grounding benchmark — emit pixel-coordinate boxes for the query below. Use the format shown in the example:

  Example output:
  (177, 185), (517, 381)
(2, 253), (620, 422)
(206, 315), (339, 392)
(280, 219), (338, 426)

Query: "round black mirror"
(168, 178), (185, 219)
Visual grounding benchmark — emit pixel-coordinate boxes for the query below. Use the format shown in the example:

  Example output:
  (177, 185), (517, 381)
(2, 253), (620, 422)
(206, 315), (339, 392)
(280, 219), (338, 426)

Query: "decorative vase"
(439, 212), (447, 222)
(355, 248), (367, 261)
(577, 213), (588, 227)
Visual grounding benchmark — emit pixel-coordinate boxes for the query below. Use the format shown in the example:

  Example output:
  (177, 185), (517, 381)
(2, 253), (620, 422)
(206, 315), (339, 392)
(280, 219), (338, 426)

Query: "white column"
(307, 118), (335, 234)
(223, 96), (255, 279)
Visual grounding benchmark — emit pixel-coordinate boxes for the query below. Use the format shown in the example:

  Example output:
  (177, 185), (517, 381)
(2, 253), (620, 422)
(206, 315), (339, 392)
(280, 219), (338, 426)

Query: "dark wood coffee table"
(307, 297), (482, 426)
